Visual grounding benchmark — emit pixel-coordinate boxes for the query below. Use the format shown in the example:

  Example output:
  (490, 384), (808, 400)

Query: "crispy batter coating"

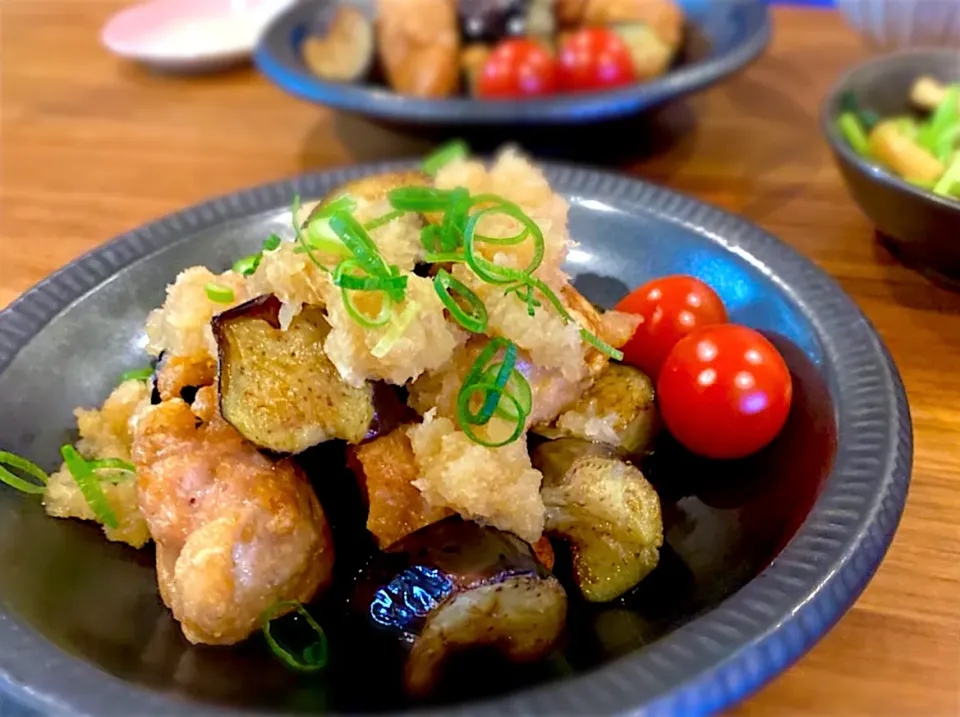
(43, 379), (152, 547)
(132, 386), (334, 645)
(349, 427), (453, 548)
(155, 353), (217, 403)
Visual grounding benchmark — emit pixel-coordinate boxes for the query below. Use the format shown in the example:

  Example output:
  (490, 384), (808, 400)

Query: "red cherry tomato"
(657, 324), (793, 460)
(615, 275), (728, 379)
(477, 39), (558, 98)
(557, 28), (637, 92)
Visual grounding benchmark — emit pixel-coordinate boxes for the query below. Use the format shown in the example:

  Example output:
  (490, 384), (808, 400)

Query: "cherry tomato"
(657, 324), (793, 460)
(557, 28), (637, 92)
(615, 275), (728, 379)
(477, 39), (558, 98)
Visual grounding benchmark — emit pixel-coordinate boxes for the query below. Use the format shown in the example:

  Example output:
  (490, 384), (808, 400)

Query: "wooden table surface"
(2, 2), (959, 715)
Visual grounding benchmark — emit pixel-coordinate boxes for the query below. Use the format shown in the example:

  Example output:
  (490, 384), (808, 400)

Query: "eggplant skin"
(537, 362), (658, 456)
(212, 295), (375, 453)
(359, 519), (567, 696)
(533, 439), (663, 603)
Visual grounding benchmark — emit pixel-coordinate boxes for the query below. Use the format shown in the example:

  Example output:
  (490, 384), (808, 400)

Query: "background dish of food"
(0, 161), (910, 716)
(254, 0), (770, 124)
(823, 49), (960, 287)
(836, 0), (960, 49)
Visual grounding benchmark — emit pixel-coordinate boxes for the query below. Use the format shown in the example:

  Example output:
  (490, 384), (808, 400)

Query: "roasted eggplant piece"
(355, 518), (567, 696)
(533, 439), (663, 602)
(458, 0), (554, 43)
(301, 6), (375, 83)
(212, 295), (376, 453)
(536, 362), (658, 455)
(348, 426), (453, 549)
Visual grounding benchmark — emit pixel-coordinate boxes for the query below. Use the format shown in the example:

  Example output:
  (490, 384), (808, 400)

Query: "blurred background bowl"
(836, 0), (960, 49)
(822, 49), (960, 287)
(254, 0), (770, 127)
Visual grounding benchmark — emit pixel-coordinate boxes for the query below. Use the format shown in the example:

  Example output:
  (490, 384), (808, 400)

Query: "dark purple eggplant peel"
(356, 518), (567, 695)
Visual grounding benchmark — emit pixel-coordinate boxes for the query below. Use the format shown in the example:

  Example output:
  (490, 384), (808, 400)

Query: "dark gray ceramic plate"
(255, 0), (770, 125)
(0, 161), (911, 717)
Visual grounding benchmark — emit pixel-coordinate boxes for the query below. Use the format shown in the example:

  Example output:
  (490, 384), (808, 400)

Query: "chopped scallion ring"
(232, 253), (260, 276)
(341, 286), (393, 328)
(372, 301), (420, 358)
(388, 187), (456, 213)
(482, 366), (533, 421)
(120, 367), (154, 383)
(457, 383), (527, 448)
(433, 269), (487, 333)
(422, 140), (469, 176)
(204, 282), (235, 304)
(61, 445), (118, 529)
(89, 458), (136, 483)
(0, 451), (49, 495)
(263, 233), (282, 251)
(262, 601), (328, 673)
(456, 339), (527, 447)
(364, 209), (405, 232)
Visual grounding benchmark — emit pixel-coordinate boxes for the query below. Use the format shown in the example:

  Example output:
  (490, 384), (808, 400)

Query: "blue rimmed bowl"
(0, 161), (910, 716)
(254, 0), (771, 126)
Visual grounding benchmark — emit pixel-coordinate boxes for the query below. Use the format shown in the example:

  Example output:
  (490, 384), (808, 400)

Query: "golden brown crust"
(133, 387), (334, 645)
(376, 0), (460, 98)
(350, 428), (452, 548)
(155, 353), (217, 403)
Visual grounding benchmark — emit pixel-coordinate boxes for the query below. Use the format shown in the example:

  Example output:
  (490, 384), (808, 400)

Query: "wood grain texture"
(1, 2), (958, 715)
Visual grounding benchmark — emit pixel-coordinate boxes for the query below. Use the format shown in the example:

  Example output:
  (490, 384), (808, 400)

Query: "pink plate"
(101, 0), (296, 71)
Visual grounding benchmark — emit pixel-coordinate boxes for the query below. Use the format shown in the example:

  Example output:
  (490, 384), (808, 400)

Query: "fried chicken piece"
(376, 0), (460, 97)
(349, 427), (453, 548)
(132, 386), (334, 645)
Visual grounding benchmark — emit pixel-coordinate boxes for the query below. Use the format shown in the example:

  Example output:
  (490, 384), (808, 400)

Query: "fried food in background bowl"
(254, 0), (770, 124)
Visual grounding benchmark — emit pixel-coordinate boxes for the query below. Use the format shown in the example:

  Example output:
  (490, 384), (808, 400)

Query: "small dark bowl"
(822, 49), (960, 287)
(254, 0), (770, 127)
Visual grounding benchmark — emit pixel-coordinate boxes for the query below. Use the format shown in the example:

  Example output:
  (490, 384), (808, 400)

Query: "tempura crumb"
(407, 411), (545, 542)
(146, 267), (248, 358)
(43, 379), (152, 548)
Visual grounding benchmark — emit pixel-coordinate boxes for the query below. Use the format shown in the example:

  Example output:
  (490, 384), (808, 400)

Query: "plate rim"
(0, 160), (912, 717)
(253, 0), (772, 125)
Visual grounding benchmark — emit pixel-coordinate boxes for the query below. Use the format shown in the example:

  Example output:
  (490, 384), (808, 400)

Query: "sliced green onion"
(463, 200), (545, 285)
(334, 260), (408, 292)
(478, 341), (517, 423)
(292, 195), (329, 272)
(840, 90), (879, 131)
(364, 209), (405, 232)
(89, 458), (136, 484)
(232, 253), (260, 276)
(457, 383), (526, 448)
(918, 85), (959, 152)
(525, 276), (623, 360)
(313, 195), (357, 220)
(204, 282), (235, 303)
(372, 301), (420, 358)
(388, 187), (456, 213)
(580, 328), (623, 361)
(423, 252), (466, 264)
(263, 233), (282, 251)
(328, 212), (394, 288)
(433, 269), (487, 333)
(838, 112), (869, 156)
(262, 601), (328, 673)
(0, 451), (48, 495)
(438, 187), (471, 252)
(61, 445), (118, 529)
(933, 154), (960, 197)
(341, 286), (393, 328)
(120, 367), (154, 383)
(422, 140), (469, 176)
(421, 225), (443, 254)
(482, 366), (533, 421)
